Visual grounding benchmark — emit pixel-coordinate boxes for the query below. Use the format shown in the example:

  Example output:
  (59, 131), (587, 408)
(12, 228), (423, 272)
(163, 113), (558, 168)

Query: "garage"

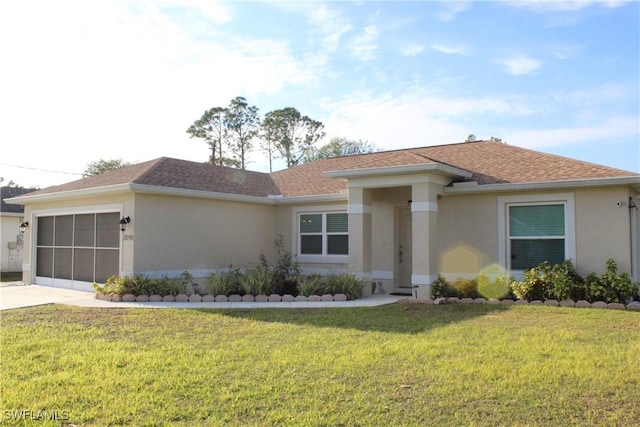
(35, 212), (120, 290)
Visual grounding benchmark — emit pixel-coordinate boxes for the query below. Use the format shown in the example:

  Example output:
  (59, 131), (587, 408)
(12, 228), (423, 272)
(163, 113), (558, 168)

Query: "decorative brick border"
(399, 297), (640, 310)
(96, 293), (350, 303)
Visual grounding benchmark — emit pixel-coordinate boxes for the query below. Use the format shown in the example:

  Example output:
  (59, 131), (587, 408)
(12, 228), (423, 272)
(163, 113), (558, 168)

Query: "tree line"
(186, 96), (375, 172)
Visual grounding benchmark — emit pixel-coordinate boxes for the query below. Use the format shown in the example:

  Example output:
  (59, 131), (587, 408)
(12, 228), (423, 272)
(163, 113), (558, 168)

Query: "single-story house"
(7, 140), (640, 295)
(1, 186), (35, 274)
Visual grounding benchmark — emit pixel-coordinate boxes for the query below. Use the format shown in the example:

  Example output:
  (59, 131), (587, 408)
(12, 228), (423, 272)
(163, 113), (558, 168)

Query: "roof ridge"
(131, 157), (170, 184)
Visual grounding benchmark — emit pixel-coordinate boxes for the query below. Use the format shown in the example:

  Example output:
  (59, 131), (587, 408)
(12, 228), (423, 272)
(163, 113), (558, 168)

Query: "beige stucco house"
(7, 140), (640, 295)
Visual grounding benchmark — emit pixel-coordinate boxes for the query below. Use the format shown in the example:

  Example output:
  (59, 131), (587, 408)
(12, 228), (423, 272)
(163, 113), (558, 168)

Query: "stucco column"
(348, 187), (373, 295)
(411, 182), (440, 296)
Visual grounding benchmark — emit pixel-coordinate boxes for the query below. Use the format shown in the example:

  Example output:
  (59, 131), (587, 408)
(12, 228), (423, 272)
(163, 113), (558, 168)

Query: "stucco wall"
(132, 194), (276, 277)
(1, 215), (24, 272)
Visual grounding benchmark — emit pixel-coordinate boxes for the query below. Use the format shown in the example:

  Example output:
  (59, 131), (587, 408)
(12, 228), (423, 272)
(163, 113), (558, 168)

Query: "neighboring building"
(6, 140), (640, 294)
(1, 186), (36, 274)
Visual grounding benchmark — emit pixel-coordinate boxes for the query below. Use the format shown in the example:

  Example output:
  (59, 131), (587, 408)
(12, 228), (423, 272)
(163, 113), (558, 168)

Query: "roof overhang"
(323, 163), (473, 180)
(5, 183), (133, 205)
(445, 176), (640, 194)
(129, 184), (276, 205)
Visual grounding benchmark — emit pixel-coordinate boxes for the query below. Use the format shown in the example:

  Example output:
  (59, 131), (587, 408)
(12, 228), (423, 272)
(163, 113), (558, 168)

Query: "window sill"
(297, 254), (349, 264)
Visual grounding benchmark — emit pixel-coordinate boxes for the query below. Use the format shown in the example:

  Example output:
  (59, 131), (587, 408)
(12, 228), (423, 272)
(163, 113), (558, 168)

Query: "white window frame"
(292, 205), (349, 264)
(498, 193), (575, 279)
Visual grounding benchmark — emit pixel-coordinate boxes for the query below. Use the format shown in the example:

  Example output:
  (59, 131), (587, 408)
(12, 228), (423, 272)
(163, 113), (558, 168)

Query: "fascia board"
(445, 176), (640, 194)
(323, 163), (472, 179)
(128, 184), (276, 205)
(4, 183), (132, 205)
(272, 193), (348, 204)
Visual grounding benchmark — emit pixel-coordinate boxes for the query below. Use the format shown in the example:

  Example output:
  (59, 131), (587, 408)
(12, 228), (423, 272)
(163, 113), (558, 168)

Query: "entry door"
(396, 207), (412, 288)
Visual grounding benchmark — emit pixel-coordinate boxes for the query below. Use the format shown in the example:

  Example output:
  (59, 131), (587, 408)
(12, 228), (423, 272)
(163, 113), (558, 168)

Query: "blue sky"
(1, 0), (638, 187)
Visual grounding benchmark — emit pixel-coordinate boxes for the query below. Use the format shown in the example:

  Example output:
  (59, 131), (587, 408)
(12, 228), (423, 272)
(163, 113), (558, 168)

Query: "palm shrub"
(238, 267), (274, 296)
(153, 276), (185, 296)
(297, 274), (324, 297)
(92, 275), (127, 295)
(325, 274), (363, 300)
(206, 271), (238, 296)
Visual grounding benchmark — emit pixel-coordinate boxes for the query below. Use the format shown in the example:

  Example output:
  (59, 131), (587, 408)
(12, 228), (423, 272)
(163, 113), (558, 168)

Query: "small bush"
(298, 274), (324, 297)
(93, 275), (127, 295)
(325, 274), (363, 300)
(238, 267), (274, 296)
(206, 270), (238, 296)
(431, 276), (460, 298)
(452, 278), (479, 298)
(511, 262), (553, 301)
(586, 259), (636, 304)
(153, 276), (185, 296)
(477, 274), (513, 300)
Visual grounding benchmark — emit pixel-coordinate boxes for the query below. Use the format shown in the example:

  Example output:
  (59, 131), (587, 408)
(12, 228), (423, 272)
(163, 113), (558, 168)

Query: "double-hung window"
(299, 212), (348, 256)
(508, 204), (565, 270)
(499, 193), (575, 274)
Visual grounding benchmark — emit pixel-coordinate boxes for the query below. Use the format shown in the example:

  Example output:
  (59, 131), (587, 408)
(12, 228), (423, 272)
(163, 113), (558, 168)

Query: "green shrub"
(586, 259), (636, 304)
(153, 276), (185, 296)
(511, 262), (553, 301)
(238, 267), (274, 296)
(206, 270), (238, 296)
(93, 275), (127, 295)
(297, 274), (324, 297)
(431, 276), (460, 298)
(325, 274), (363, 300)
(452, 277), (479, 298)
(477, 274), (512, 300)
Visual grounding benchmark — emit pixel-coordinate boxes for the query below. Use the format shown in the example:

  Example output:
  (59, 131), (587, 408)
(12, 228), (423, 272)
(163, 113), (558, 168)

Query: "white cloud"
(437, 2), (472, 22)
(400, 43), (425, 57)
(161, 0), (232, 25)
(503, 116), (639, 149)
(348, 25), (380, 61)
(432, 44), (467, 55)
(500, 55), (543, 75)
(505, 0), (628, 12)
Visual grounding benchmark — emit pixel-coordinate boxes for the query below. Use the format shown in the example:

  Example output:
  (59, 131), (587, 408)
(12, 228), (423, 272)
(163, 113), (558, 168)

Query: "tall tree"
(186, 106), (235, 167)
(262, 107), (325, 169)
(83, 159), (132, 177)
(465, 134), (477, 142)
(304, 137), (377, 162)
(224, 97), (260, 170)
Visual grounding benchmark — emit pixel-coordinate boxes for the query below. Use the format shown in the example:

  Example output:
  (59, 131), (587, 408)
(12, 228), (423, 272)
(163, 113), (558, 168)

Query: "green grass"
(1, 304), (639, 426)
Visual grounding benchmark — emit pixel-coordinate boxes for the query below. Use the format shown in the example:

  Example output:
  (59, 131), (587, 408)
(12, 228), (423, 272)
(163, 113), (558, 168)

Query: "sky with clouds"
(1, 0), (638, 187)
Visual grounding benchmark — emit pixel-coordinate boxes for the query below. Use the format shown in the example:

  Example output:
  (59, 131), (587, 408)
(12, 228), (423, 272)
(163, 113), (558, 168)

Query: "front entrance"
(395, 207), (412, 289)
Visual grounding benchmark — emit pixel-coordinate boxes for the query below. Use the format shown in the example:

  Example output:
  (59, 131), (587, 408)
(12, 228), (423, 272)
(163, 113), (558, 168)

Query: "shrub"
(452, 278), (479, 298)
(325, 274), (363, 300)
(298, 274), (324, 297)
(477, 274), (512, 300)
(511, 262), (553, 301)
(93, 275), (127, 295)
(238, 267), (274, 296)
(264, 234), (300, 282)
(206, 270), (238, 296)
(153, 276), (185, 296)
(586, 259), (636, 304)
(431, 276), (460, 298)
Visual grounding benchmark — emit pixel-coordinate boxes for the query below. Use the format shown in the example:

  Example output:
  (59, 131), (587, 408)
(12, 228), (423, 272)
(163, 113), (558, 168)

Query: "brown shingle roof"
(17, 141), (639, 200)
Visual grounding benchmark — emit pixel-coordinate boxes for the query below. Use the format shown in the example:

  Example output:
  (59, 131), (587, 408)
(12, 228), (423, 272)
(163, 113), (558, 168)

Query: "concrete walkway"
(0, 284), (405, 311)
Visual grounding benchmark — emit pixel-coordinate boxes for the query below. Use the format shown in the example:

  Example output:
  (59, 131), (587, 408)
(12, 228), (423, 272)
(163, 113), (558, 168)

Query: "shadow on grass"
(194, 303), (509, 335)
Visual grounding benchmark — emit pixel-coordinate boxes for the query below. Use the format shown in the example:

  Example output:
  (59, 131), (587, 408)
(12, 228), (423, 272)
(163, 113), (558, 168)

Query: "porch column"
(348, 187), (373, 295)
(411, 182), (439, 296)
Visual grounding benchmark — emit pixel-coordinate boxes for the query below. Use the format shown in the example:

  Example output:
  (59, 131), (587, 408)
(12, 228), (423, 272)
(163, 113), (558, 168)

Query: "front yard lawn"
(1, 304), (639, 426)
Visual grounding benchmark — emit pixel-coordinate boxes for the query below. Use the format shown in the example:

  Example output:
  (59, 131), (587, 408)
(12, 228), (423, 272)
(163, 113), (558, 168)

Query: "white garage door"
(35, 212), (120, 290)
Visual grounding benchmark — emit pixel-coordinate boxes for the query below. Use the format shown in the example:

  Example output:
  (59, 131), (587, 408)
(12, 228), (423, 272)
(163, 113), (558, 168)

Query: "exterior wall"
(437, 192), (498, 280)
(437, 186), (635, 280)
(20, 193), (134, 286)
(275, 200), (349, 276)
(1, 214), (24, 273)
(132, 194), (275, 278)
(574, 186), (633, 276)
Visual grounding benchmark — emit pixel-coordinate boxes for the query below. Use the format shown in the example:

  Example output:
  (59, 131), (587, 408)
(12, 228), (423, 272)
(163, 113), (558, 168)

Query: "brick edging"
(399, 297), (640, 310)
(96, 293), (349, 303)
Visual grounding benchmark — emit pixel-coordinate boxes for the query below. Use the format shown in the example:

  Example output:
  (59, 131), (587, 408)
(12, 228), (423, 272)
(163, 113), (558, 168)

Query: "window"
(499, 193), (575, 275)
(509, 204), (565, 270)
(299, 212), (348, 256)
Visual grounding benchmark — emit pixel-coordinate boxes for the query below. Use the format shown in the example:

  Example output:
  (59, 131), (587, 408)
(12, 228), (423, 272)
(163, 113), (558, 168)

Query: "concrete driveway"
(0, 284), (404, 311)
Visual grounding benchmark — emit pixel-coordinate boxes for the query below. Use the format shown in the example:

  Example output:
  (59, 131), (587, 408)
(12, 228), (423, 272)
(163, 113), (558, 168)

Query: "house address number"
(123, 234), (134, 241)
